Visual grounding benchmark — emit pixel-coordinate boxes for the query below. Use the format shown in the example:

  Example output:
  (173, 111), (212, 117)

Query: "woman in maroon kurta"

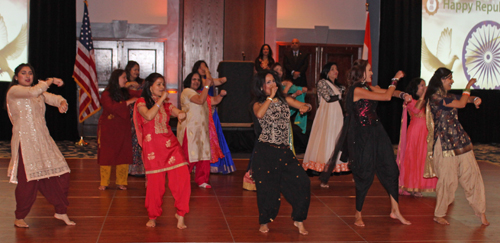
(97, 69), (141, 190)
(134, 73), (191, 228)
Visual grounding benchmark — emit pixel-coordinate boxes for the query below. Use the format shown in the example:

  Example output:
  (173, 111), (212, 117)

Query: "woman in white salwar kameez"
(302, 62), (349, 188)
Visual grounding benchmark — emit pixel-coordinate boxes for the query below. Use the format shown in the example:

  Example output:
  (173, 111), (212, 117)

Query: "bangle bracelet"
(462, 91), (471, 96)
(391, 80), (398, 86)
(156, 103), (161, 108)
(399, 92), (406, 99)
(388, 84), (396, 88)
(267, 97), (273, 101)
(464, 88), (471, 92)
(391, 78), (399, 81)
(473, 97), (479, 102)
(204, 85), (209, 89)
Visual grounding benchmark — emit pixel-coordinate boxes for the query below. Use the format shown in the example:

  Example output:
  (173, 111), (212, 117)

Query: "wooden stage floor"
(1, 157), (499, 243)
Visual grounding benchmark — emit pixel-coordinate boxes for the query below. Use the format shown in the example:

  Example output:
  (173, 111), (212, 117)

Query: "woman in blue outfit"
(192, 60), (236, 174)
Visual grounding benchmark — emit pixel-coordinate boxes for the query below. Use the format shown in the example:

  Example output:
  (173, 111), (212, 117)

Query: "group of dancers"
(6, 46), (489, 232)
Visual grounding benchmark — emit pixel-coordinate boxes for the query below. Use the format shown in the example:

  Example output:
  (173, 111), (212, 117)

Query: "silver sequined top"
(6, 82), (70, 183)
(258, 99), (290, 145)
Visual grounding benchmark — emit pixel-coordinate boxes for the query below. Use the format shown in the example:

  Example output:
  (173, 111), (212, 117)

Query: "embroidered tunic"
(6, 82), (70, 183)
(257, 99), (290, 146)
(97, 89), (141, 166)
(429, 92), (472, 156)
(133, 98), (188, 174)
(177, 88), (211, 162)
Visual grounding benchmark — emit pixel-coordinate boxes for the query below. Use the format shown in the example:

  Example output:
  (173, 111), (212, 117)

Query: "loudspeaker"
(217, 61), (254, 123)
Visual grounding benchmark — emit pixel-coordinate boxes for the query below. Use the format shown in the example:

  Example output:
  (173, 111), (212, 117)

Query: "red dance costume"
(134, 98), (191, 219)
(97, 89), (142, 167)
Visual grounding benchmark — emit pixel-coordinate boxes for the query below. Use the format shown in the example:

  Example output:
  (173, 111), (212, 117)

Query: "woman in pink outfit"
(397, 78), (438, 197)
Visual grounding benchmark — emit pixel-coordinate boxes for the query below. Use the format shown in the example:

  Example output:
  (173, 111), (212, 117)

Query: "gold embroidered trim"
(154, 104), (169, 134)
(145, 162), (188, 174)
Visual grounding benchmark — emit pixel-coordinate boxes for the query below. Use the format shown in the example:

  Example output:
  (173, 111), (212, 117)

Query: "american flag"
(73, 0), (100, 123)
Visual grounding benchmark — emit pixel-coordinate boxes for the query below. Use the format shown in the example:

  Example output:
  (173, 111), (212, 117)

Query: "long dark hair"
(106, 69), (130, 102)
(270, 62), (286, 80)
(405, 78), (425, 100)
(141, 73), (164, 109)
(191, 60), (208, 74)
(10, 63), (36, 87)
(125, 61), (143, 84)
(424, 67), (451, 101)
(257, 44), (275, 62)
(347, 59), (369, 87)
(251, 70), (286, 105)
(183, 72), (202, 91)
(320, 62), (339, 84)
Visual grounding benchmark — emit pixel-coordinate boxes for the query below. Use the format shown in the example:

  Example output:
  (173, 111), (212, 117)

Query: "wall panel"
(183, 0), (224, 78)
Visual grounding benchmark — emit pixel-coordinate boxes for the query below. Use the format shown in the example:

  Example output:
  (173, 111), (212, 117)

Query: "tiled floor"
(0, 157), (499, 242)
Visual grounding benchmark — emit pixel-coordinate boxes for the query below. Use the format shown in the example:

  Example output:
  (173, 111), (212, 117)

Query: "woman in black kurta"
(345, 60), (410, 227)
(251, 70), (312, 235)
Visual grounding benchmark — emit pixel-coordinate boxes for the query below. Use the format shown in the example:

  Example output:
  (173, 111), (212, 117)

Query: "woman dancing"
(424, 68), (488, 225)
(302, 62), (349, 183)
(251, 70), (312, 235)
(192, 60), (235, 174)
(134, 73), (191, 228)
(396, 78), (437, 196)
(344, 60), (410, 227)
(125, 61), (146, 177)
(6, 63), (75, 227)
(97, 69), (141, 190)
(177, 72), (226, 188)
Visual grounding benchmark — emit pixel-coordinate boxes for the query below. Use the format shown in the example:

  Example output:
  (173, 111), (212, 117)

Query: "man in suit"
(283, 38), (310, 154)
(283, 38), (309, 87)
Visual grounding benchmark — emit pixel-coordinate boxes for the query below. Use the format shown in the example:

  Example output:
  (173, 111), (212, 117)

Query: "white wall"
(277, 0), (366, 30)
(76, 0), (168, 24)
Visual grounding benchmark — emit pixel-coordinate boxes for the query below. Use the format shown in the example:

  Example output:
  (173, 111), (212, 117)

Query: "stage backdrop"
(422, 0), (500, 90)
(0, 0), (78, 141)
(378, 0), (500, 144)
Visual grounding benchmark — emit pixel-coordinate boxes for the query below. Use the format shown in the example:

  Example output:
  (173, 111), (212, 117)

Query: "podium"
(216, 61), (254, 124)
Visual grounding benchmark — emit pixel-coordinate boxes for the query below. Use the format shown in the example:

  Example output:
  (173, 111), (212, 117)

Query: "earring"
(260, 88), (263, 91)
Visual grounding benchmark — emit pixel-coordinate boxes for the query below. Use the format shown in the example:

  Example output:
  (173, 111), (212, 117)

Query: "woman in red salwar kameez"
(134, 73), (191, 228)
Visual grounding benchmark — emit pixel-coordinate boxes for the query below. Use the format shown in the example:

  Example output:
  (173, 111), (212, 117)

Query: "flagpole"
(76, 86), (88, 147)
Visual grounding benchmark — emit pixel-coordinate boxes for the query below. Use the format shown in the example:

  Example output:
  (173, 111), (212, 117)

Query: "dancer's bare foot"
(98, 186), (107, 191)
(293, 221), (308, 235)
(412, 192), (423, 197)
(476, 213), (490, 226)
(175, 213), (187, 229)
(354, 211), (365, 227)
(259, 224), (269, 233)
(390, 211), (411, 225)
(54, 213), (76, 226)
(14, 219), (29, 228)
(146, 219), (156, 227)
(117, 185), (127, 190)
(433, 217), (450, 225)
(320, 183), (329, 188)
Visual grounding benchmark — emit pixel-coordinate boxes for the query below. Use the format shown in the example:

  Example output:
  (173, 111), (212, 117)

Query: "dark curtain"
(378, 0), (500, 144)
(28, 0), (78, 140)
(377, 0), (422, 143)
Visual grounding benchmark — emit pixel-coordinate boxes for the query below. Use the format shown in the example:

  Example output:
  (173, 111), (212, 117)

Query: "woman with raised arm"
(125, 61), (146, 177)
(177, 72), (227, 188)
(345, 59), (410, 227)
(192, 60), (235, 174)
(6, 63), (75, 228)
(396, 78), (437, 197)
(251, 70), (312, 235)
(424, 68), (488, 226)
(97, 69), (141, 191)
(254, 44), (275, 72)
(134, 73), (191, 229)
